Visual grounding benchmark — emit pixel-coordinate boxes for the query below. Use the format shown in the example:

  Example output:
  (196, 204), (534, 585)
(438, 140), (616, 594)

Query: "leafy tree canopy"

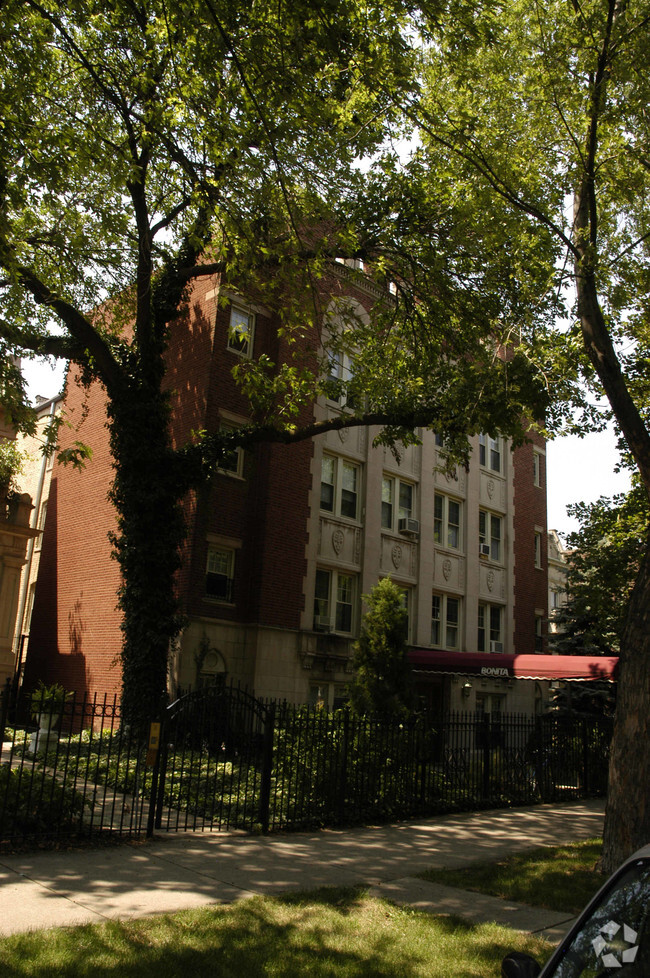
(551, 488), (648, 657)
(408, 0), (650, 451)
(0, 0), (558, 723)
(0, 0), (553, 460)
(406, 0), (650, 872)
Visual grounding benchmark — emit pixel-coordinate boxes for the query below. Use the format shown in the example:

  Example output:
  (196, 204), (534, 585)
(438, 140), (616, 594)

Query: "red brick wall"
(24, 373), (123, 698)
(185, 295), (315, 629)
(512, 435), (548, 654)
(25, 276), (318, 696)
(25, 270), (386, 696)
(25, 279), (219, 699)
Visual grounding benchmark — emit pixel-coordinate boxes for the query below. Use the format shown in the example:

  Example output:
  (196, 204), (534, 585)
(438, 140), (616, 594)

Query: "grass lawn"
(418, 838), (604, 915)
(0, 887), (551, 978)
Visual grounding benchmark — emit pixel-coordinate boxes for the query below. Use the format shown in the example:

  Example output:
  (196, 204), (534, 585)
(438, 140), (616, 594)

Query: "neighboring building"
(23, 268), (550, 714)
(0, 381), (42, 686)
(548, 528), (570, 635)
(10, 394), (62, 687)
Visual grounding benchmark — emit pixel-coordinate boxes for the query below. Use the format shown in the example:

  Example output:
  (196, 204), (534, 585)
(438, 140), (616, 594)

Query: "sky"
(23, 356), (631, 542)
(546, 425), (631, 539)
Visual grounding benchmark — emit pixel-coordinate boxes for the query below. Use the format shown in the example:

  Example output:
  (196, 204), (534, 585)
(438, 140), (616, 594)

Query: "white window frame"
(381, 475), (416, 532)
(325, 349), (356, 407)
(478, 433), (502, 473)
(308, 682), (349, 710)
(550, 587), (564, 611)
(535, 615), (544, 651)
(227, 303), (255, 358)
(431, 593), (461, 650)
(479, 509), (502, 562)
(205, 546), (235, 602)
(34, 500), (47, 552)
(218, 423), (244, 478)
(433, 493), (462, 550)
(534, 531), (542, 568)
(478, 602), (504, 652)
(313, 568), (357, 635)
(533, 451), (542, 487)
(320, 454), (361, 522)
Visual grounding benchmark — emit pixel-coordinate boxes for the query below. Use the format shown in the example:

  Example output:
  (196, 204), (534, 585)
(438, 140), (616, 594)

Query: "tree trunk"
(107, 378), (186, 729)
(600, 534), (650, 874)
(575, 247), (650, 874)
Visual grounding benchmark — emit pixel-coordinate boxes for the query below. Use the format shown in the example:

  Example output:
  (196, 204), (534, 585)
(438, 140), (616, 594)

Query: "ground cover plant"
(418, 839), (604, 915)
(0, 887), (552, 978)
(0, 764), (87, 837)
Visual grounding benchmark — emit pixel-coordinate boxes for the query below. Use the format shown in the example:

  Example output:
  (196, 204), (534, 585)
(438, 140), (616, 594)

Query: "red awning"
(408, 650), (619, 681)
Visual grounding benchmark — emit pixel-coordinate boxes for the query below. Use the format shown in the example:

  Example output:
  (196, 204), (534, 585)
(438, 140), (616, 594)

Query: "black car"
(502, 844), (650, 977)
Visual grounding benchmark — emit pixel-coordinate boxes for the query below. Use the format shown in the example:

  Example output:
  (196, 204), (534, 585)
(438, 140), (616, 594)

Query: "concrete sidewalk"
(0, 799), (604, 939)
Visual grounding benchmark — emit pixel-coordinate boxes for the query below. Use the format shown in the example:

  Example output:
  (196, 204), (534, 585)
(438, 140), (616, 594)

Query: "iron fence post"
(259, 702), (275, 834)
(337, 711), (350, 824)
(146, 702), (167, 838)
(481, 715), (491, 800)
(0, 677), (10, 746)
(582, 718), (589, 794)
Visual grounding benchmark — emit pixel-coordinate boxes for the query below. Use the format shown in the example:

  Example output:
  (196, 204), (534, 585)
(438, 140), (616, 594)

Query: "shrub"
(0, 763), (87, 837)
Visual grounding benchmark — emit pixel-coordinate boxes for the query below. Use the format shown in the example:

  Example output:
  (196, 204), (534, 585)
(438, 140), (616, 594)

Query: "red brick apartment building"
(23, 265), (549, 715)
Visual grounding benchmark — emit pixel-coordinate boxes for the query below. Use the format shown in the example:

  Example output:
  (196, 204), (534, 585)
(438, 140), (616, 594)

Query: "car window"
(546, 858), (650, 977)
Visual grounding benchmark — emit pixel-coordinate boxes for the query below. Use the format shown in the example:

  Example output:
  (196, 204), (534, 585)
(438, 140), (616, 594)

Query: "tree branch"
(407, 97), (578, 259)
(12, 266), (122, 391)
(178, 406), (438, 489)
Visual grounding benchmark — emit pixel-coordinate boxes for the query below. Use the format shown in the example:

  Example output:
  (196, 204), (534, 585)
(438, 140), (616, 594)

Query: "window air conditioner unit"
(398, 518), (420, 536)
(314, 616), (332, 633)
(479, 544), (491, 558)
(489, 641), (504, 654)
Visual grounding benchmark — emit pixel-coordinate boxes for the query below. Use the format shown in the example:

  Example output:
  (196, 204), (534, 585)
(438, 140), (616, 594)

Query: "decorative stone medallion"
(332, 529), (344, 555)
(487, 570), (495, 592)
(487, 479), (495, 499)
(338, 427), (349, 443)
(442, 558), (452, 581)
(391, 544), (403, 568)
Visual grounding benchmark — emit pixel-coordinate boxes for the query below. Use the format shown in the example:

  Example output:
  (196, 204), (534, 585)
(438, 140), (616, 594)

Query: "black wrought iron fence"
(0, 678), (613, 850)
(0, 683), (152, 847)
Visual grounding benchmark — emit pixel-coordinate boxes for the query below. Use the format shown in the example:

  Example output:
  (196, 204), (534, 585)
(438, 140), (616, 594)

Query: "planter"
(29, 714), (60, 754)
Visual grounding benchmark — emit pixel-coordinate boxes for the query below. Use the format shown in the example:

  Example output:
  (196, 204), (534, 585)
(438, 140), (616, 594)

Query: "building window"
(34, 500), (47, 552)
(308, 683), (348, 710)
(478, 433), (502, 473)
(197, 648), (227, 688)
(227, 304), (254, 357)
(478, 602), (503, 652)
(206, 547), (235, 601)
(325, 347), (357, 408)
(475, 692), (505, 716)
(320, 455), (360, 521)
(533, 451), (542, 487)
(314, 569), (356, 634)
(381, 476), (415, 531)
(218, 423), (244, 478)
(433, 493), (462, 550)
(535, 615), (544, 652)
(23, 582), (37, 635)
(479, 510), (502, 562)
(431, 593), (460, 649)
(397, 585), (413, 643)
(550, 587), (564, 611)
(534, 531), (542, 568)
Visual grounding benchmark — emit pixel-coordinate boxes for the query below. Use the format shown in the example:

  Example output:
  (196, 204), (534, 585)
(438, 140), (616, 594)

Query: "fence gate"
(149, 684), (274, 835)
